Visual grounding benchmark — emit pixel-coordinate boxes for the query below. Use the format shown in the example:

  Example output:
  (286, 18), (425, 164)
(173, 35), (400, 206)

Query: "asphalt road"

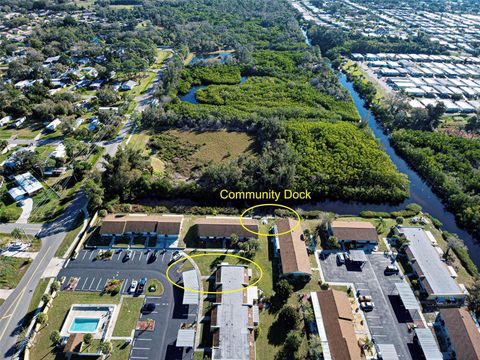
(59, 249), (196, 360)
(0, 193), (87, 359)
(319, 252), (418, 360)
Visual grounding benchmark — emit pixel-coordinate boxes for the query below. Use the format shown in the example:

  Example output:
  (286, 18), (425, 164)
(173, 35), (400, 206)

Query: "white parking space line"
(133, 347), (151, 351)
(79, 277), (89, 290)
(88, 251), (95, 260)
(122, 279), (129, 293)
(95, 278), (103, 291)
(161, 253), (165, 262)
(131, 252), (136, 261)
(370, 325), (384, 328)
(81, 251), (88, 261)
(130, 357), (149, 359)
(135, 338), (152, 341)
(88, 277), (96, 290)
(138, 252), (143, 261)
(117, 252), (122, 261)
(373, 334), (387, 337)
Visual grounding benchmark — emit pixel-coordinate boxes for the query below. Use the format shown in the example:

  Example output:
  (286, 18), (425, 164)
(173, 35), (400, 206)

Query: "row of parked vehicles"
(129, 277), (147, 294)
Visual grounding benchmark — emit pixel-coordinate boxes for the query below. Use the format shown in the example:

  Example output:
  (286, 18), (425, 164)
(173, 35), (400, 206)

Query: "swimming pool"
(69, 317), (100, 333)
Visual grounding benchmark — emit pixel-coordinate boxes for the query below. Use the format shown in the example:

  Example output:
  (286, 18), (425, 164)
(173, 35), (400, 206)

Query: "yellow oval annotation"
(240, 203), (301, 237)
(165, 252), (263, 295)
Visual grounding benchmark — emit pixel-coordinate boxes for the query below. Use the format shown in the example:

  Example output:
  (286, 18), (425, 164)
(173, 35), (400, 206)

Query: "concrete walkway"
(16, 198), (33, 224)
(41, 257), (66, 278)
(0, 289), (14, 300)
(0, 251), (37, 259)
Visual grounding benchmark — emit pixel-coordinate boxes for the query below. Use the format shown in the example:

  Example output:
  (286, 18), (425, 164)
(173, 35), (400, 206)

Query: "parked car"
(171, 250), (182, 262)
(123, 250), (132, 261)
(137, 277), (147, 293)
(142, 303), (156, 314)
(129, 280), (138, 293)
(358, 295), (373, 302)
(148, 250), (157, 264)
(384, 265), (399, 274)
(361, 301), (375, 311)
(336, 252), (346, 264)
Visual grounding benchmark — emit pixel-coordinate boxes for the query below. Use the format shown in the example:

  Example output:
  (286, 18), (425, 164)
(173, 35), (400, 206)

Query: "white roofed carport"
(376, 344), (399, 360)
(176, 328), (195, 348)
(182, 269), (200, 305)
(394, 282), (420, 311)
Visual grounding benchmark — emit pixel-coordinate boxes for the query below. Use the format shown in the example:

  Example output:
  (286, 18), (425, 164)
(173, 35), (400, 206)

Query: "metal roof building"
(176, 329), (195, 348)
(182, 269), (200, 305)
(414, 328), (442, 360)
(376, 344), (399, 360)
(14, 172), (43, 195)
(394, 282), (420, 310)
(395, 226), (465, 303)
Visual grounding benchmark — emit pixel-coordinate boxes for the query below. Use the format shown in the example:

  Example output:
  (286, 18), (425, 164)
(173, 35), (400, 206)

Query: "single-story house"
(329, 221), (378, 250)
(50, 143), (66, 159)
(99, 214), (183, 238)
(310, 290), (364, 360)
(0, 115), (12, 126)
(194, 217), (258, 241)
(211, 264), (258, 360)
(46, 118), (61, 131)
(276, 218), (311, 280)
(394, 226), (466, 305)
(8, 172), (43, 201)
(435, 307), (480, 359)
(121, 80), (137, 91)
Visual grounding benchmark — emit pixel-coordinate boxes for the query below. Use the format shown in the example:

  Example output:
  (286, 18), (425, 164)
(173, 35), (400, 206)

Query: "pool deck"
(60, 304), (119, 340)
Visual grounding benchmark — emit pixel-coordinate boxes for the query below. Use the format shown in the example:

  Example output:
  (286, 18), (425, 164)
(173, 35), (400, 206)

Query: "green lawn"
(0, 298), (4, 306)
(54, 212), (85, 257)
(0, 126), (42, 139)
(126, 133), (150, 152)
(112, 297), (144, 336)
(30, 292), (121, 360)
(146, 279), (164, 296)
(22, 278), (51, 333)
(0, 257), (31, 289)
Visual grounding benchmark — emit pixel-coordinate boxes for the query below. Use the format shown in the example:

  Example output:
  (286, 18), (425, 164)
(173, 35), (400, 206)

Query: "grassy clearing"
(167, 129), (254, 163)
(112, 297), (143, 337)
(30, 292), (120, 360)
(0, 126), (42, 139)
(54, 212), (85, 258)
(152, 50), (172, 69)
(151, 157), (165, 173)
(127, 133), (150, 152)
(0, 257), (31, 289)
(0, 298), (4, 306)
(154, 129), (255, 177)
(146, 278), (164, 296)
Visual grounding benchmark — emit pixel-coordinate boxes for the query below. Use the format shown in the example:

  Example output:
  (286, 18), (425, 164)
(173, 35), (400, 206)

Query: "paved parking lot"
(319, 252), (421, 360)
(59, 249), (196, 360)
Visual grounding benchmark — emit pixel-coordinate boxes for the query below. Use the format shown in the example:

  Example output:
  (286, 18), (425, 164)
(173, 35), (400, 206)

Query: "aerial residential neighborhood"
(0, 1), (480, 360)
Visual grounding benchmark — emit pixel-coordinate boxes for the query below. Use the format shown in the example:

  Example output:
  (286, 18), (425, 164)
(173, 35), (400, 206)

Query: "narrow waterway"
(300, 30), (479, 265)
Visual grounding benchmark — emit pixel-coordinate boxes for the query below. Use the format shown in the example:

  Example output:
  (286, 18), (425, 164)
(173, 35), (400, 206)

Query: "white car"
(129, 280), (138, 293)
(171, 251), (182, 262)
(336, 252), (345, 264)
(361, 301), (375, 311)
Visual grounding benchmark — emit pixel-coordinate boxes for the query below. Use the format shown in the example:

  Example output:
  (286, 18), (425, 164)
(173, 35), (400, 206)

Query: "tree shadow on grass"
(267, 318), (290, 346)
